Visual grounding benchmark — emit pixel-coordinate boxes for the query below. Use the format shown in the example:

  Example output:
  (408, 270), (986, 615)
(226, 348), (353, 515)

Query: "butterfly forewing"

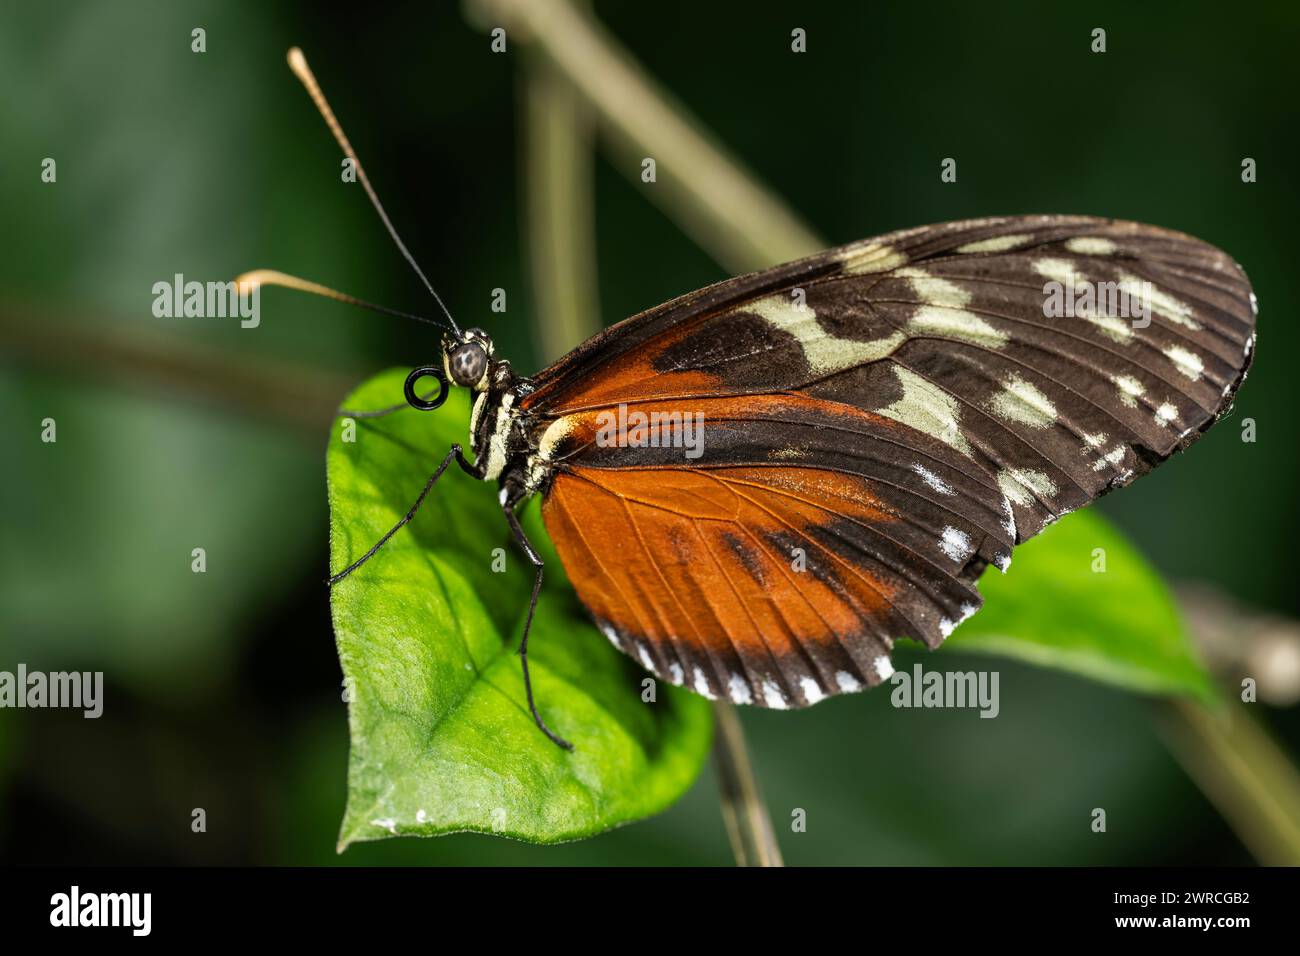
(524, 216), (1256, 707)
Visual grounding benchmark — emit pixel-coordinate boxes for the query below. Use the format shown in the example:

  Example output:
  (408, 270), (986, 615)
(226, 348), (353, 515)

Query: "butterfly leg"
(502, 503), (575, 752)
(328, 443), (471, 585)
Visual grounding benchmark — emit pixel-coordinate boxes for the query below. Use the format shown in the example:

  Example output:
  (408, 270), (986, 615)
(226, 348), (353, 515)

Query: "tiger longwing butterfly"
(243, 49), (1257, 750)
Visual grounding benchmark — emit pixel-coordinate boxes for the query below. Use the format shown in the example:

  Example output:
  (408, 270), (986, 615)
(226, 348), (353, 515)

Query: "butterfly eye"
(448, 341), (488, 387)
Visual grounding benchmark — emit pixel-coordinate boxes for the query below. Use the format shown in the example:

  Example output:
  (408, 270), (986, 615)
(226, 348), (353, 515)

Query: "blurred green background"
(2, 0), (1297, 864)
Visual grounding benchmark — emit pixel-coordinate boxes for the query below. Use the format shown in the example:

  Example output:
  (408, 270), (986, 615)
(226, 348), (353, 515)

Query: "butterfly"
(242, 49), (1258, 750)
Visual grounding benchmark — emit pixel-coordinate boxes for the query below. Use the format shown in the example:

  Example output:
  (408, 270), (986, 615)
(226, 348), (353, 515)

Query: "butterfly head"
(402, 327), (501, 412)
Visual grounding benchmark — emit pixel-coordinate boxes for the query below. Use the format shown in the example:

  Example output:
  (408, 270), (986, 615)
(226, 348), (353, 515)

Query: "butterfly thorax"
(464, 360), (549, 507)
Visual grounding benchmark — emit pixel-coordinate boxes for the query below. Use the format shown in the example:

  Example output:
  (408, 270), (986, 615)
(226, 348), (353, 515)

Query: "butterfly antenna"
(286, 46), (461, 337)
(233, 269), (445, 329)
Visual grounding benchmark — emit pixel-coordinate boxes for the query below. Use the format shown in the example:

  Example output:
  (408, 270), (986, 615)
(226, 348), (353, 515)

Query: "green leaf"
(327, 369), (713, 849)
(944, 510), (1215, 703)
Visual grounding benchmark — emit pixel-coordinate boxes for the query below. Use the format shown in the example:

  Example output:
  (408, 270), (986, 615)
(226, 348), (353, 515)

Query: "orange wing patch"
(542, 465), (907, 707)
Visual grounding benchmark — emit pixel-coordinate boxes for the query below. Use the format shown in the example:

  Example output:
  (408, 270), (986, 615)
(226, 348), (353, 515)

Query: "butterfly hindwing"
(540, 401), (1007, 706)
(526, 216), (1257, 706)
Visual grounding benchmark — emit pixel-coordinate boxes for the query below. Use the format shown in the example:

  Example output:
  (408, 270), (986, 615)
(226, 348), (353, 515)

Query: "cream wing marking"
(748, 294), (905, 375)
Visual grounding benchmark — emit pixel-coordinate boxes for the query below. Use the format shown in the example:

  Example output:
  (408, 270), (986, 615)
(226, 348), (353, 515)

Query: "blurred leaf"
(0, 1), (380, 698)
(945, 511), (1215, 703)
(327, 369), (713, 849)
